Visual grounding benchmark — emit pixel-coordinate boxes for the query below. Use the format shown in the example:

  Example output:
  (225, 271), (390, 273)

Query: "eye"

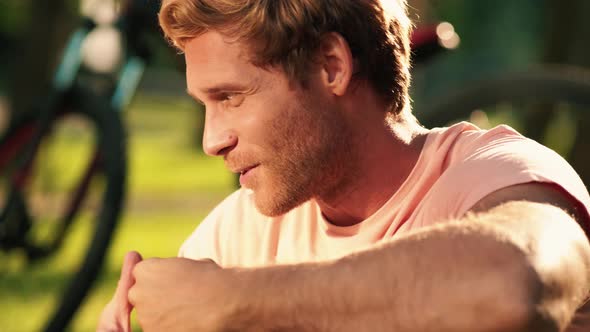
(219, 93), (245, 108)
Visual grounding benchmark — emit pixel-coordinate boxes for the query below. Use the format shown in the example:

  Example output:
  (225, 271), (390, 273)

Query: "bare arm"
(227, 183), (590, 332)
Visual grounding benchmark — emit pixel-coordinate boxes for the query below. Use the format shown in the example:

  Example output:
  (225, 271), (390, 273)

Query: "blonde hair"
(159, 0), (412, 115)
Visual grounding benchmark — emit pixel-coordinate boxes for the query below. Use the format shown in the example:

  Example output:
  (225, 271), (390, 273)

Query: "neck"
(316, 103), (428, 227)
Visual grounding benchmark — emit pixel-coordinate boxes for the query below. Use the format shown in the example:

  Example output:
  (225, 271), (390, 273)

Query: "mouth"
(234, 164), (259, 187)
(233, 164), (259, 176)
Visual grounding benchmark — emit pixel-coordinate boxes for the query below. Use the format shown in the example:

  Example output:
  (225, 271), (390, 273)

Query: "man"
(98, 0), (590, 331)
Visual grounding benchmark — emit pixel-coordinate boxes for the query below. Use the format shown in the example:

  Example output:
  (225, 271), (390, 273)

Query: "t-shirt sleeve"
(414, 125), (590, 230)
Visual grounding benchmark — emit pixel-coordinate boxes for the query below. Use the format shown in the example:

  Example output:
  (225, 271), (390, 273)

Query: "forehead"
(184, 31), (262, 92)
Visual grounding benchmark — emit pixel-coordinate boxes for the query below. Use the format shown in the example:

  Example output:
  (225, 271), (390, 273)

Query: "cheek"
(240, 102), (295, 149)
(238, 87), (326, 155)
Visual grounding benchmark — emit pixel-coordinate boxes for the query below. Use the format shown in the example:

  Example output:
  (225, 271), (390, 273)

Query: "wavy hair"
(159, 0), (412, 115)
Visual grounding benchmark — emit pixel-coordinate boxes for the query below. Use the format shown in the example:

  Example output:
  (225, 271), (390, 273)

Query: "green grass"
(0, 95), (234, 332)
(0, 214), (204, 332)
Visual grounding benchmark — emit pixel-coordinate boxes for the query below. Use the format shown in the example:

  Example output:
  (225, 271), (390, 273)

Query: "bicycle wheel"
(416, 65), (590, 186)
(0, 84), (127, 332)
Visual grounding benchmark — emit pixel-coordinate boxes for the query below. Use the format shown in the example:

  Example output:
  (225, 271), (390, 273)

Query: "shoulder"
(430, 122), (542, 166)
(419, 122), (590, 224)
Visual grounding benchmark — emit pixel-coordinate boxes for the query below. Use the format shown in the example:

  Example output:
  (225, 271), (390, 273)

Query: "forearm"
(228, 202), (581, 331)
(230, 220), (546, 331)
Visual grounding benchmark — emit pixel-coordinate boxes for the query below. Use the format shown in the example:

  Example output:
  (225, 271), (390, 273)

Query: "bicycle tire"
(417, 65), (590, 129)
(0, 83), (127, 332)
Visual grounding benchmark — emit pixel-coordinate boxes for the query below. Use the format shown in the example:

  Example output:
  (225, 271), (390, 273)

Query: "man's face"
(185, 31), (351, 216)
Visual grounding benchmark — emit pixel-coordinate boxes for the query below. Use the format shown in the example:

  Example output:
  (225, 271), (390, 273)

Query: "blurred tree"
(409, 0), (542, 114)
(8, 0), (76, 120)
(565, 1), (590, 186)
(524, 0), (578, 143)
(522, 0), (590, 185)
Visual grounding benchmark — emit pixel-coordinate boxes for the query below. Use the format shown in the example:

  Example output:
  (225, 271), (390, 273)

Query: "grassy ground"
(0, 95), (234, 332)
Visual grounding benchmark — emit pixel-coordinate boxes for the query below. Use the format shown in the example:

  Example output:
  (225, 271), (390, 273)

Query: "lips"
(236, 164), (259, 187)
(241, 165), (256, 175)
(234, 164), (258, 175)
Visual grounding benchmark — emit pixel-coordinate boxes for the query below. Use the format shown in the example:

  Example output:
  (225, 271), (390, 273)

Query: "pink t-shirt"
(179, 122), (590, 267)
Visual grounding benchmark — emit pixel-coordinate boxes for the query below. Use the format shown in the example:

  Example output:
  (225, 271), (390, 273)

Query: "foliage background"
(0, 0), (589, 331)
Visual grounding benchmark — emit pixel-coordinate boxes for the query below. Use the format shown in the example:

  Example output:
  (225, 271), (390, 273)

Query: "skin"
(97, 30), (590, 332)
(185, 30), (353, 217)
(96, 252), (142, 332)
(184, 30), (427, 223)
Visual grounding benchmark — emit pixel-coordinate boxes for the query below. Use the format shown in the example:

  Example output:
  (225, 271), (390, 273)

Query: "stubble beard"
(252, 97), (351, 217)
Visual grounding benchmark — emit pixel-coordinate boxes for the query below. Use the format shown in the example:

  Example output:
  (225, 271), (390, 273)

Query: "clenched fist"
(128, 257), (245, 332)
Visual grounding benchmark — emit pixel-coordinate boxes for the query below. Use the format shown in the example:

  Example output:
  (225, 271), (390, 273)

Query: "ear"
(318, 32), (354, 97)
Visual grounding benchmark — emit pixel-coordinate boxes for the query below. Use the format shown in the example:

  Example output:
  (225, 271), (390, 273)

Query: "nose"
(202, 112), (238, 157)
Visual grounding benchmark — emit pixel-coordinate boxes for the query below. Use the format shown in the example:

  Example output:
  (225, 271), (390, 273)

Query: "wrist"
(220, 266), (266, 331)
(223, 263), (327, 331)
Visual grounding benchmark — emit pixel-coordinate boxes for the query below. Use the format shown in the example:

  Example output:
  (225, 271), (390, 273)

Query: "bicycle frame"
(0, 1), (150, 253)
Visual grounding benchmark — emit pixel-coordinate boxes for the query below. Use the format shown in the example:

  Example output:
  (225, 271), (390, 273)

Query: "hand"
(96, 251), (143, 332)
(128, 258), (241, 332)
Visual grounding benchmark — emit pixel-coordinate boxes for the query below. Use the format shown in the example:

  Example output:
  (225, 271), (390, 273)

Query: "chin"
(252, 187), (307, 217)
(253, 195), (293, 217)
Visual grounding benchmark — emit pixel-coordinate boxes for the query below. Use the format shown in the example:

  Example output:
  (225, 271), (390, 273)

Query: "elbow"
(491, 256), (587, 332)
(503, 287), (560, 332)
(472, 205), (590, 332)
(497, 303), (560, 332)
(472, 242), (568, 332)
(504, 281), (578, 332)
(485, 262), (560, 332)
(440, 239), (561, 332)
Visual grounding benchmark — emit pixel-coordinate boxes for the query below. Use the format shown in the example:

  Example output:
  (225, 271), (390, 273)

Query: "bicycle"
(7, 1), (590, 330)
(0, 1), (159, 331)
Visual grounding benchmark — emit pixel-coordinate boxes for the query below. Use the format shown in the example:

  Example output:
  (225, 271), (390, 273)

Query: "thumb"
(98, 251), (143, 332)
(114, 251), (143, 304)
(113, 251), (143, 330)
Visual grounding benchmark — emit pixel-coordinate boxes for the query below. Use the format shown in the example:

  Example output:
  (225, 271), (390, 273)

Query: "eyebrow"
(186, 82), (251, 103)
